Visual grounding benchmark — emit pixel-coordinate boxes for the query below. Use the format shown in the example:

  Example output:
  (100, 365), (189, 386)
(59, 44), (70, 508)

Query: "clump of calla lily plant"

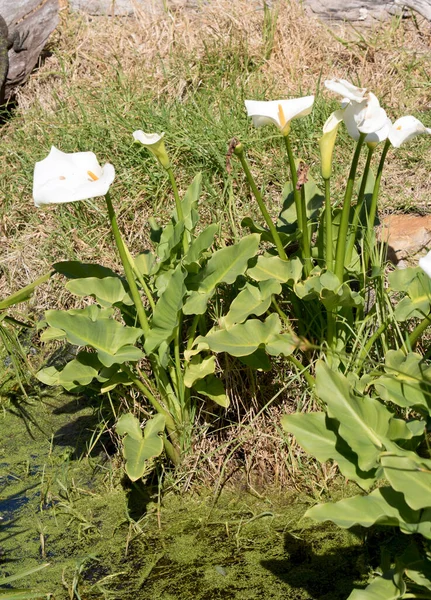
(30, 77), (431, 483)
(27, 77), (431, 600)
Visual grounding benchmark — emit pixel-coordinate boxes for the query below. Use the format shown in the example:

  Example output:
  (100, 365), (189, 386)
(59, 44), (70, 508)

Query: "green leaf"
(278, 175), (323, 232)
(247, 255), (302, 284)
(99, 371), (133, 393)
(117, 412), (143, 439)
(241, 217), (297, 246)
(193, 313), (295, 358)
(381, 451), (431, 511)
(184, 223), (218, 266)
(347, 574), (405, 600)
(45, 309), (144, 367)
(40, 326), (66, 342)
(223, 280), (281, 328)
(117, 413), (165, 481)
(390, 268), (431, 322)
(238, 349), (272, 371)
(374, 351), (431, 416)
(400, 543), (431, 591)
(145, 266), (186, 353)
(316, 362), (393, 471)
(306, 486), (431, 537)
(192, 374), (229, 407)
(174, 173), (201, 233)
(133, 251), (156, 277)
(281, 412), (377, 490)
(183, 234), (260, 315)
(36, 351), (102, 391)
(0, 563), (50, 587)
(319, 271), (364, 310)
(184, 356), (216, 388)
(53, 261), (117, 279)
(66, 277), (133, 307)
(156, 220), (185, 262)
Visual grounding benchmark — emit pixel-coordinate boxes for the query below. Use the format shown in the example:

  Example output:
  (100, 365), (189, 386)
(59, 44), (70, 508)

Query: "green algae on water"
(0, 393), (373, 599)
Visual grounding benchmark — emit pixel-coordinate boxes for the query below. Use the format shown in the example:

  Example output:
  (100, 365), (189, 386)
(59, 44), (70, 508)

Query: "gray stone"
(301, 0), (405, 25)
(0, 0), (59, 101)
(68, 0), (169, 15)
(302, 0), (431, 24)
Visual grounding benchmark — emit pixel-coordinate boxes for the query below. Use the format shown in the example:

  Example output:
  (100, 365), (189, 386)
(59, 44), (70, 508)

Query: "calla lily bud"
(244, 96), (314, 136)
(133, 131), (171, 169)
(33, 146), (115, 207)
(319, 110), (343, 180)
(388, 116), (431, 148)
(419, 249), (431, 278)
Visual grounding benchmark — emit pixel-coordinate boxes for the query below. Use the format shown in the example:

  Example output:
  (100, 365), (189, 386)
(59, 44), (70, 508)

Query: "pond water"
(0, 391), (373, 599)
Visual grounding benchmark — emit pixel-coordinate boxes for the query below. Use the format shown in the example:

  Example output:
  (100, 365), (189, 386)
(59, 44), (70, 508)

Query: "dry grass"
(1, 1), (430, 294)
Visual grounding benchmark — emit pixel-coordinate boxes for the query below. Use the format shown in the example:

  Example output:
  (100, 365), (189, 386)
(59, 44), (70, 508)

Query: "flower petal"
(324, 79), (367, 103)
(355, 92), (388, 134)
(419, 250), (431, 279)
(244, 96), (314, 131)
(133, 130), (165, 147)
(388, 116), (431, 148)
(244, 100), (283, 128)
(133, 130), (170, 168)
(33, 146), (115, 207)
(342, 93), (389, 142)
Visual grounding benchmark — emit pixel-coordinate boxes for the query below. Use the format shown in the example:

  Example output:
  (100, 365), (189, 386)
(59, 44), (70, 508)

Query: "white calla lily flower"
(343, 108), (391, 145)
(388, 116), (431, 148)
(133, 130), (170, 169)
(349, 92), (388, 135)
(324, 79), (367, 103)
(325, 79), (388, 143)
(244, 95), (314, 135)
(419, 250), (431, 279)
(33, 146), (115, 207)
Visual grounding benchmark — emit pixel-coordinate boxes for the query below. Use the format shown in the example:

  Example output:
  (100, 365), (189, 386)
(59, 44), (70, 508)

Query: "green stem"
(356, 321), (389, 370)
(364, 139), (391, 268)
(235, 147), (287, 260)
(105, 192), (149, 334)
(167, 166), (183, 222)
(327, 309), (335, 350)
(408, 312), (431, 350)
(120, 366), (180, 464)
(173, 324), (185, 408)
(324, 178), (333, 272)
(186, 314), (200, 351)
(334, 133), (366, 282)
(300, 185), (312, 277)
(122, 242), (156, 312)
(167, 166), (188, 254)
(284, 135), (301, 226)
(287, 354), (315, 389)
(345, 145), (375, 265)
(284, 135), (311, 274)
(272, 298), (295, 335)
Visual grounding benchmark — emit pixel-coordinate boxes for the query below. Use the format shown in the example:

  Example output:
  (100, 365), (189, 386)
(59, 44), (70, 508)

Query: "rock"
(67, 0), (189, 16)
(379, 214), (431, 264)
(0, 0), (59, 101)
(301, 0), (406, 25)
(395, 0), (431, 20)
